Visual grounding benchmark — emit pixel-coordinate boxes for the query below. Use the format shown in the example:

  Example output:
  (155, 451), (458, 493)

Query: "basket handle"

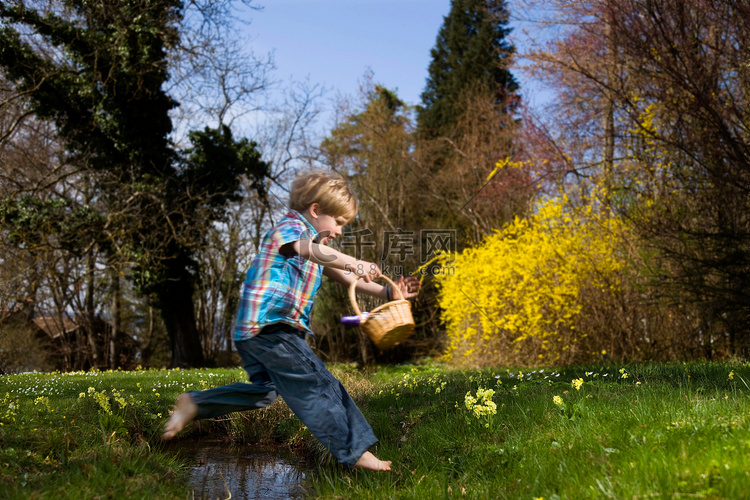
(348, 274), (403, 319)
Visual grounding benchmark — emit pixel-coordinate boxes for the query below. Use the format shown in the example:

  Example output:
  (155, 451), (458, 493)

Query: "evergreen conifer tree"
(418, 0), (519, 139)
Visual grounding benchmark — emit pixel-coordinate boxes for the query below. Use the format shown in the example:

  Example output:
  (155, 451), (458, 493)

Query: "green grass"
(313, 361), (750, 499)
(0, 367), (245, 499)
(2, 361), (750, 499)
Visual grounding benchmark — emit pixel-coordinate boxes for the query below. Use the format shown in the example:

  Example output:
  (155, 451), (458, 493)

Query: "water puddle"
(165, 439), (310, 500)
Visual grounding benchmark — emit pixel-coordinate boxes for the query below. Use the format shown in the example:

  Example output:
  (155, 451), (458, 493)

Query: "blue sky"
(248, 0), (454, 106)
(244, 0), (552, 129)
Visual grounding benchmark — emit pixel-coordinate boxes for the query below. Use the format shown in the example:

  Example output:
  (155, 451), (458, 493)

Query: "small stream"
(165, 439), (310, 500)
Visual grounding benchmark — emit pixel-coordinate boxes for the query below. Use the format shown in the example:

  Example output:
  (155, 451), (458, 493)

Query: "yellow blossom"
(432, 196), (625, 365)
(464, 388), (497, 420)
(553, 395), (563, 406)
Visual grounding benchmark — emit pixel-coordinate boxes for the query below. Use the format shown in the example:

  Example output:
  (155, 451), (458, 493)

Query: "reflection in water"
(167, 440), (309, 500)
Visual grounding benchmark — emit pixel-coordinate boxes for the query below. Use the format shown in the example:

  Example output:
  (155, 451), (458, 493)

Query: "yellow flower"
(464, 388), (497, 420)
(572, 378), (583, 391)
(728, 371), (734, 381)
(553, 395), (563, 406)
(93, 392), (111, 415)
(432, 196), (624, 365)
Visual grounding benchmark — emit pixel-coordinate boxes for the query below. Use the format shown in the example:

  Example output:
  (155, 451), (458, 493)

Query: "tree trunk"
(140, 306), (156, 365)
(602, 3), (616, 203)
(158, 251), (204, 368)
(85, 250), (99, 368)
(357, 330), (370, 366)
(109, 269), (121, 369)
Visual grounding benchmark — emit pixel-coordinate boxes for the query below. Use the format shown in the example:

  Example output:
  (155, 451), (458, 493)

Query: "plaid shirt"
(233, 211), (323, 341)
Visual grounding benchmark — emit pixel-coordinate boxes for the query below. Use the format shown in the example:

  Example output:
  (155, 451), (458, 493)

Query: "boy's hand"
(347, 260), (382, 283)
(392, 275), (421, 299)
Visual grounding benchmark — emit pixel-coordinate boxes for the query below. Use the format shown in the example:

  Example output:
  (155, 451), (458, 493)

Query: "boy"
(162, 171), (421, 471)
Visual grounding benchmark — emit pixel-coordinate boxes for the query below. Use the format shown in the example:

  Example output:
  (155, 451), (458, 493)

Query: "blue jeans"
(188, 325), (378, 467)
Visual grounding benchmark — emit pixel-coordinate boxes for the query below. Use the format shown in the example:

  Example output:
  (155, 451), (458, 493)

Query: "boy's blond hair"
(289, 171), (358, 221)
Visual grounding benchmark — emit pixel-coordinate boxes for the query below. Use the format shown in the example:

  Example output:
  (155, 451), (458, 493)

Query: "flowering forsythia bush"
(434, 196), (624, 365)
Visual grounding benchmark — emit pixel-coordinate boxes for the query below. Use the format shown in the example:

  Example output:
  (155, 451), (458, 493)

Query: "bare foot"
(354, 451), (392, 471)
(162, 393), (198, 440)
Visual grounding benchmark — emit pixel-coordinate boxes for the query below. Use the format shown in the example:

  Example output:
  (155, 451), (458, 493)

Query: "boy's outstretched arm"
(324, 267), (422, 300)
(290, 239), (381, 282)
(290, 239), (422, 298)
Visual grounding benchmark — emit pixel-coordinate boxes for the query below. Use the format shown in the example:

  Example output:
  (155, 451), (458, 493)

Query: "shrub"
(434, 196), (625, 366)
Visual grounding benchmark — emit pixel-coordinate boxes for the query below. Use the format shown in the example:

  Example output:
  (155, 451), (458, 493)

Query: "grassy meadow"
(2, 361), (750, 499)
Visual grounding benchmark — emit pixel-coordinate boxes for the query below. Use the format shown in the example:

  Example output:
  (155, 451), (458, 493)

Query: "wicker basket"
(349, 275), (415, 350)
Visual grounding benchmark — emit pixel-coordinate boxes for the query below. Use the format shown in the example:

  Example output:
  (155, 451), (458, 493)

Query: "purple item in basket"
(340, 312), (370, 326)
